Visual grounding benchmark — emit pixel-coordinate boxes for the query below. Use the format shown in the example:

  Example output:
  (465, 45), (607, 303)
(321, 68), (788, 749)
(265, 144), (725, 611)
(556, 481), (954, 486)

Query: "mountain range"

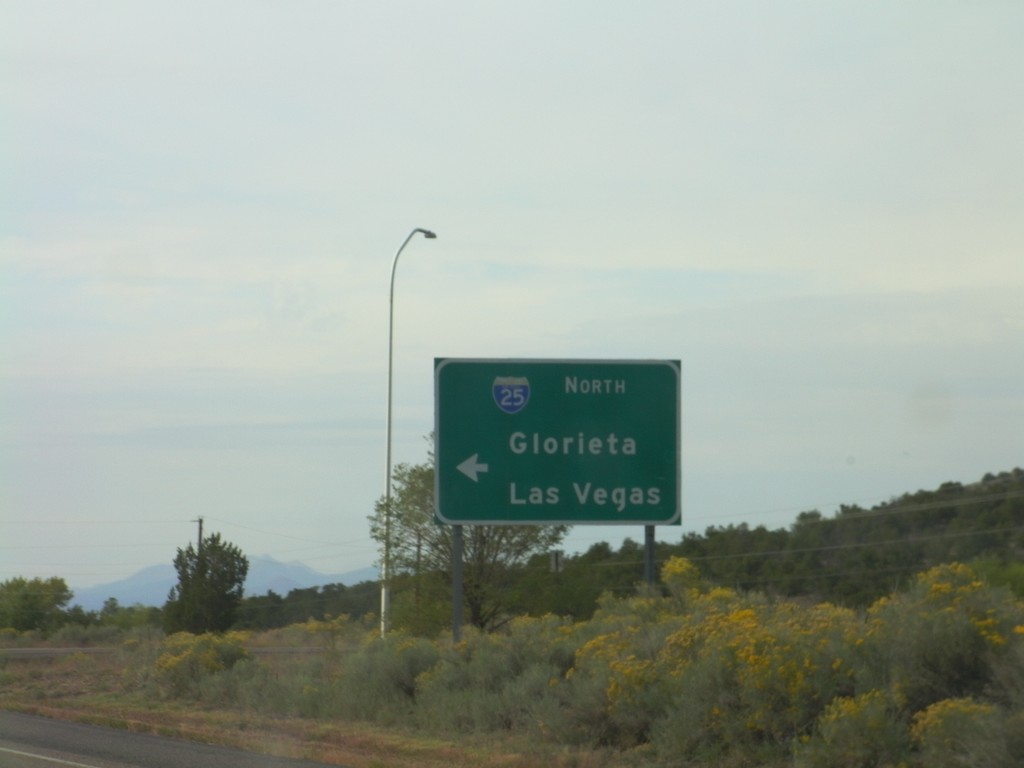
(71, 557), (378, 612)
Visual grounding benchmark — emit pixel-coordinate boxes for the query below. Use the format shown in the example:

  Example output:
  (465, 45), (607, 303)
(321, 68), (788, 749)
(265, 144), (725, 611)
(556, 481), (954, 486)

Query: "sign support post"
(644, 525), (656, 584)
(452, 525), (464, 642)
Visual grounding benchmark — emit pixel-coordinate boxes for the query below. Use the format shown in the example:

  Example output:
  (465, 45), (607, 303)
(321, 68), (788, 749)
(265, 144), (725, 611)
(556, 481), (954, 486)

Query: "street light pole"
(382, 227), (436, 637)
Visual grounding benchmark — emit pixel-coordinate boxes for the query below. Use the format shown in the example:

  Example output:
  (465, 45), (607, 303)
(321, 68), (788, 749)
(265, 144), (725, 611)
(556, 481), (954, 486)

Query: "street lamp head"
(419, 229), (437, 239)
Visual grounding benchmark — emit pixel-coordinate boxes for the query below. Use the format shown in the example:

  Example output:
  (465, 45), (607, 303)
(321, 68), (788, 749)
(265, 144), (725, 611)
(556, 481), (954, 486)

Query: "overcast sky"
(3, 2), (1022, 593)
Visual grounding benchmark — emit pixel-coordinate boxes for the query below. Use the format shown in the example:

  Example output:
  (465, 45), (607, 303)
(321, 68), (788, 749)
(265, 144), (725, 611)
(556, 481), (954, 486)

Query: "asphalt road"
(0, 712), (343, 768)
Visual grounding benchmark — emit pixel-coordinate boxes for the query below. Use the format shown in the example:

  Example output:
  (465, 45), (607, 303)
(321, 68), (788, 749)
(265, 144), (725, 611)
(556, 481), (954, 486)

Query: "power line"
(680, 525), (1024, 564)
(203, 516), (376, 550)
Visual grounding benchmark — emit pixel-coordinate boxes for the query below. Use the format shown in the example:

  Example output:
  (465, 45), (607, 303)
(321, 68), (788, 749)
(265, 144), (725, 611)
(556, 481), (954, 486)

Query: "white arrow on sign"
(456, 454), (489, 482)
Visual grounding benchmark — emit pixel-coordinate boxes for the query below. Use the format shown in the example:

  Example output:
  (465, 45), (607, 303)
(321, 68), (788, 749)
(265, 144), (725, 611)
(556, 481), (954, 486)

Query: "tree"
(97, 597), (162, 630)
(370, 451), (568, 632)
(164, 532), (249, 633)
(0, 576), (72, 632)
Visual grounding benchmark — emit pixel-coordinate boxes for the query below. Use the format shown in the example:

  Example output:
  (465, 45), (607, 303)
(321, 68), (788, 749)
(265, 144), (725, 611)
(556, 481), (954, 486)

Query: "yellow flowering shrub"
(586, 561), (1024, 763)
(651, 596), (861, 756)
(562, 588), (693, 745)
(862, 562), (1024, 711)
(301, 613), (351, 657)
(576, 626), (658, 731)
(133, 560), (1023, 767)
(661, 555), (700, 602)
(154, 631), (249, 697)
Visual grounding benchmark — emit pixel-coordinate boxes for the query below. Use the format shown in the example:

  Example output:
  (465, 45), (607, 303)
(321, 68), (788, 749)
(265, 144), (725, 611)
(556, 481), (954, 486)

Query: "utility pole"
(193, 516), (204, 555)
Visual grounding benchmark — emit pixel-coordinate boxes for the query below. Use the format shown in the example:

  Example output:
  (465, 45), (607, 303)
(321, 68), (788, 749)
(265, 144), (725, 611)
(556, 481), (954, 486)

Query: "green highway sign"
(434, 359), (680, 525)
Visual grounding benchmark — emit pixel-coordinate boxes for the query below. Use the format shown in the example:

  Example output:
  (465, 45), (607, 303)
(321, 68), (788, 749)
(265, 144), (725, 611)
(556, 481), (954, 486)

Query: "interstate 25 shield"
(492, 376), (530, 414)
